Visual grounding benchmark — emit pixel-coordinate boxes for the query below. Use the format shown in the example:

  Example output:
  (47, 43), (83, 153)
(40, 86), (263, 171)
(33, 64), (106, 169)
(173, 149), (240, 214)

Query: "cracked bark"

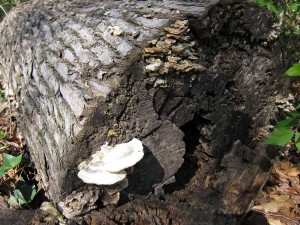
(0, 0), (286, 224)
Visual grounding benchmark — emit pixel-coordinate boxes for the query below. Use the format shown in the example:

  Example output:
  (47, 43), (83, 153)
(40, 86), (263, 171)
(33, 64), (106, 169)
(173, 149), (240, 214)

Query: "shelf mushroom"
(78, 138), (144, 186)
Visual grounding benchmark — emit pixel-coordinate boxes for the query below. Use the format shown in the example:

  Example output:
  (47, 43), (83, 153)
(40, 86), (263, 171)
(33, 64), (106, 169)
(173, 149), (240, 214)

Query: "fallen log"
(0, 0), (286, 224)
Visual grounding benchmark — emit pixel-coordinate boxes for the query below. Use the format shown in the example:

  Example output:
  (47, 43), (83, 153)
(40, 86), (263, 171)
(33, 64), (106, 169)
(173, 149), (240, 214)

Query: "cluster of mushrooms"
(144, 20), (205, 77)
(77, 138), (144, 206)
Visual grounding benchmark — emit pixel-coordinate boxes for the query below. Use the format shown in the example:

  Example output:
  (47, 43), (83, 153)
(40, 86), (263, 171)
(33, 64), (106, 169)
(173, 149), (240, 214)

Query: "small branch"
(0, 5), (7, 15)
(8, 97), (13, 138)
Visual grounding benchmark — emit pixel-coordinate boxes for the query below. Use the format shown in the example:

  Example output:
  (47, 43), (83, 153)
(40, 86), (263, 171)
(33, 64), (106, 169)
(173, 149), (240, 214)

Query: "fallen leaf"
(270, 194), (292, 202)
(292, 195), (300, 204)
(277, 187), (299, 195)
(253, 199), (294, 213)
(268, 172), (281, 185)
(286, 165), (300, 177)
(0, 117), (9, 126)
(204, 175), (211, 188)
(267, 217), (284, 225)
(280, 161), (290, 170)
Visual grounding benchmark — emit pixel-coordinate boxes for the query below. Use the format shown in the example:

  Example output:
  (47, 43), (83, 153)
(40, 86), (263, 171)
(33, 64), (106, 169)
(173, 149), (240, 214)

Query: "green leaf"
(15, 177), (37, 204)
(290, 3), (300, 11)
(0, 153), (23, 174)
(264, 128), (294, 145)
(288, 111), (300, 118)
(266, 3), (280, 16)
(13, 189), (27, 205)
(0, 92), (4, 102)
(295, 132), (300, 152)
(8, 195), (19, 206)
(296, 104), (300, 110)
(0, 168), (5, 177)
(0, 130), (4, 139)
(8, 177), (37, 206)
(256, 0), (267, 6)
(275, 118), (298, 129)
(283, 63), (300, 76)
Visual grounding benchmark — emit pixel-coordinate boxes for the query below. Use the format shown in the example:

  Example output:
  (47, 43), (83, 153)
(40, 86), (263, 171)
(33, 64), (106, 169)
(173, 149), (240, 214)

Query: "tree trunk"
(0, 0), (286, 224)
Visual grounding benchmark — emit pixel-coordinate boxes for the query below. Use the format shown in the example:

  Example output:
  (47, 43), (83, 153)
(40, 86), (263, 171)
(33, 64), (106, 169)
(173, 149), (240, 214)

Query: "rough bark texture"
(0, 0), (286, 224)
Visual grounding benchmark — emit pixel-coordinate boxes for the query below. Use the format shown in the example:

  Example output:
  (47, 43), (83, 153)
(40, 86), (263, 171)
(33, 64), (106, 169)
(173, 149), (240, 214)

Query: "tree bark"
(0, 0), (286, 224)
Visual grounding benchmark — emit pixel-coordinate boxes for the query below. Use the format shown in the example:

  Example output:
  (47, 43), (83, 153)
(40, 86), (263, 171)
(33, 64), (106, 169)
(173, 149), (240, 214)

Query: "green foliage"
(0, 153), (37, 206)
(256, 0), (280, 16)
(283, 63), (300, 76)
(264, 128), (294, 145)
(0, 153), (22, 177)
(0, 130), (4, 139)
(0, 92), (4, 102)
(8, 177), (37, 206)
(264, 106), (300, 152)
(256, 0), (300, 152)
(256, 0), (300, 35)
(0, 0), (21, 21)
(256, 0), (300, 71)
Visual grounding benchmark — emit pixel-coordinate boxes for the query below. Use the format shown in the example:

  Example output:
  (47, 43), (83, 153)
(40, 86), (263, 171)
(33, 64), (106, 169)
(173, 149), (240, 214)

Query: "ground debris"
(244, 151), (300, 225)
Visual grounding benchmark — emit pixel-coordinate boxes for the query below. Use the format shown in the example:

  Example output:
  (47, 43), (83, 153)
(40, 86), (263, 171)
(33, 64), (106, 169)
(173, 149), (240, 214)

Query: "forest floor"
(0, 79), (299, 225)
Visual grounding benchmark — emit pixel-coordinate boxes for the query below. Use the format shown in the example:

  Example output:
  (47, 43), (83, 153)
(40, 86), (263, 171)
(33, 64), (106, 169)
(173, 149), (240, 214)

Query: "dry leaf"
(0, 117), (9, 126)
(269, 172), (281, 185)
(286, 167), (300, 177)
(204, 175), (211, 188)
(292, 195), (300, 204)
(280, 161), (290, 170)
(270, 194), (292, 202)
(277, 187), (299, 195)
(267, 218), (284, 225)
(253, 199), (293, 213)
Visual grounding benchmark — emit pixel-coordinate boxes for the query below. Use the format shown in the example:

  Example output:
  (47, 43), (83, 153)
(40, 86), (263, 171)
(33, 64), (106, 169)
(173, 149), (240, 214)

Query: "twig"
(8, 97), (12, 138)
(0, 5), (7, 15)
(253, 209), (300, 225)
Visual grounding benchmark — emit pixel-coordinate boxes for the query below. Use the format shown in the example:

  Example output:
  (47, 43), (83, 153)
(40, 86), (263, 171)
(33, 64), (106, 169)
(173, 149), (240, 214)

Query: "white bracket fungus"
(78, 138), (144, 185)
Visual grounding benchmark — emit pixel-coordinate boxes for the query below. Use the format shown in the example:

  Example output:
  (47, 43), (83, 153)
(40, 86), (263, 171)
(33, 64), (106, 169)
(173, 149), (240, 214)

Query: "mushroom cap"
(77, 138), (144, 185)
(102, 138), (144, 173)
(78, 164), (126, 185)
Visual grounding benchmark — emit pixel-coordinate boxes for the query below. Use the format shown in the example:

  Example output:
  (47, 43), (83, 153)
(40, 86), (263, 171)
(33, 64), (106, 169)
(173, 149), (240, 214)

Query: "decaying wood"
(0, 0), (286, 224)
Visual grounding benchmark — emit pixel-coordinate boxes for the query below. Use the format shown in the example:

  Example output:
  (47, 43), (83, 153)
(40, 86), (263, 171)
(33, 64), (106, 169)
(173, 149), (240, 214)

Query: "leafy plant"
(256, 0), (300, 152)
(264, 105), (300, 152)
(283, 63), (300, 76)
(0, 153), (22, 177)
(0, 92), (4, 102)
(0, 130), (4, 139)
(256, 0), (280, 16)
(8, 176), (37, 206)
(256, 0), (300, 35)
(0, 153), (37, 206)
